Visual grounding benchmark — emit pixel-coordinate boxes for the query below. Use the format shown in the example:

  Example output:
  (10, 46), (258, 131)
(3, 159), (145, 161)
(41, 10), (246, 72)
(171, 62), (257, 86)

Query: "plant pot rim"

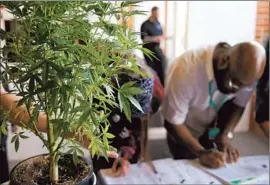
(10, 153), (93, 185)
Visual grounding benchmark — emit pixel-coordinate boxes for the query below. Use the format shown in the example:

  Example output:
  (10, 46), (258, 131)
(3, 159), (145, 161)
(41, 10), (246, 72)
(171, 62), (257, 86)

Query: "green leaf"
(120, 81), (135, 90)
(77, 148), (84, 157)
(0, 123), (8, 135)
(19, 134), (29, 139)
(28, 76), (35, 94)
(117, 91), (123, 112)
(119, 94), (131, 122)
(66, 149), (74, 154)
(42, 62), (49, 85)
(79, 108), (91, 123)
(127, 95), (143, 112)
(11, 135), (18, 143)
(122, 87), (144, 95)
(105, 133), (115, 139)
(100, 146), (108, 159)
(17, 73), (32, 83)
(103, 135), (109, 148)
(72, 151), (79, 165)
(109, 145), (117, 153)
(28, 60), (45, 73)
(15, 137), (20, 152)
(91, 145), (97, 157)
(50, 119), (64, 124)
(51, 89), (59, 112)
(104, 124), (109, 133)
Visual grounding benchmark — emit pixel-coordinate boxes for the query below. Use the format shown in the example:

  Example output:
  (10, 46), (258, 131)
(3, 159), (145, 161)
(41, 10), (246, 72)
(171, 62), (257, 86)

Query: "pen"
(115, 150), (123, 171)
(147, 161), (158, 174)
(212, 142), (227, 167)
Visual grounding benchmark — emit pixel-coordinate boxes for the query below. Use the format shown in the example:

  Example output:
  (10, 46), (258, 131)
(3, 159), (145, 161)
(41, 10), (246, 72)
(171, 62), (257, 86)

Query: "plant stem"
(45, 89), (59, 183)
(48, 116), (59, 183)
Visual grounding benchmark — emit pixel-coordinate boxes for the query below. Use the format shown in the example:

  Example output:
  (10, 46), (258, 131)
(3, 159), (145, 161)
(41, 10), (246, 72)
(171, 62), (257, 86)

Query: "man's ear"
(217, 55), (229, 70)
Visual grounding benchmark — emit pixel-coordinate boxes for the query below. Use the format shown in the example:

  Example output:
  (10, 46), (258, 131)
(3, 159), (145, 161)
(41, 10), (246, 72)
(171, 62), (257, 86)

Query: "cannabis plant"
(0, 1), (151, 183)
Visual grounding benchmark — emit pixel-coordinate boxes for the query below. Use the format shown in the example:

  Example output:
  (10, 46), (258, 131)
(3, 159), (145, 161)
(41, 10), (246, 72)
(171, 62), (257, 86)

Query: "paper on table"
(173, 160), (222, 184)
(196, 155), (269, 185)
(99, 158), (222, 184)
(99, 160), (159, 184)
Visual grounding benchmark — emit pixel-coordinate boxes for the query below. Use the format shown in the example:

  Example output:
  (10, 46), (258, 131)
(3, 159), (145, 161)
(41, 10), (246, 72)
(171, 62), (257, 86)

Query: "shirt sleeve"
(140, 22), (148, 41)
(233, 85), (255, 108)
(162, 71), (192, 125)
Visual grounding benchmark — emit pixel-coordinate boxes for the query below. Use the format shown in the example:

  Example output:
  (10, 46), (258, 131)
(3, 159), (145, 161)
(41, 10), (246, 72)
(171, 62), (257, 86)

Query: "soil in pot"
(10, 154), (91, 185)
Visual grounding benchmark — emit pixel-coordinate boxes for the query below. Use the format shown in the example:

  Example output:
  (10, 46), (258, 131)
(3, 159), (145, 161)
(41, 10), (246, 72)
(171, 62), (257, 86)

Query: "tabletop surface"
(2, 131), (268, 185)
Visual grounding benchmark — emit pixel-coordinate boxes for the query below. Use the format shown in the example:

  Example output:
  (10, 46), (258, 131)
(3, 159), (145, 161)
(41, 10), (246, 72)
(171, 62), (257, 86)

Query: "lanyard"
(208, 81), (227, 141)
(208, 81), (227, 112)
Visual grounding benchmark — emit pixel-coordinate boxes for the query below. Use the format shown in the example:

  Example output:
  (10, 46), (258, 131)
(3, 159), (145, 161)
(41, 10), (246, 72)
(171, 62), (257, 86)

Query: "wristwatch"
(227, 131), (234, 139)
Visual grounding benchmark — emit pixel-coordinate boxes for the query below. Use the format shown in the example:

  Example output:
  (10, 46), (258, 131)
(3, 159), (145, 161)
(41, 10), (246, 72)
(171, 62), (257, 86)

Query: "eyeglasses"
(228, 78), (240, 90)
(228, 77), (254, 92)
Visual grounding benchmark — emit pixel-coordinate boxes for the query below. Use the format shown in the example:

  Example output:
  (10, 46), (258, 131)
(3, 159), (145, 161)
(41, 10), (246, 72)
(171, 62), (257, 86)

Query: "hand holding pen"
(111, 149), (131, 177)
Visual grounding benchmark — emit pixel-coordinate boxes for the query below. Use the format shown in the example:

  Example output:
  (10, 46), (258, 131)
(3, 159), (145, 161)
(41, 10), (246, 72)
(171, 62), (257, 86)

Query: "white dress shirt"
(162, 45), (254, 138)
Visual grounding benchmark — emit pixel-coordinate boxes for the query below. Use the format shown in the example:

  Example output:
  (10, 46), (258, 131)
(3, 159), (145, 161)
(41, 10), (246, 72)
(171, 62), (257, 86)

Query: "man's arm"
(163, 69), (224, 168)
(140, 22), (147, 42)
(0, 88), (48, 132)
(215, 87), (254, 162)
(217, 100), (244, 136)
(165, 122), (205, 156)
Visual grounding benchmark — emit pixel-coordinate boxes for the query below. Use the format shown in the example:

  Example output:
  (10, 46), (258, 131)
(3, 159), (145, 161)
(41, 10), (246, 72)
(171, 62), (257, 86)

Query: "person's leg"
(143, 47), (166, 86)
(153, 47), (166, 86)
(154, 59), (165, 86)
(143, 52), (155, 70)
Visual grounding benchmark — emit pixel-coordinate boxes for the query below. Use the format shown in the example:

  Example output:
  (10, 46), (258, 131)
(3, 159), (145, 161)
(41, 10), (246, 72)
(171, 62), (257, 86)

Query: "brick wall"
(255, 1), (269, 42)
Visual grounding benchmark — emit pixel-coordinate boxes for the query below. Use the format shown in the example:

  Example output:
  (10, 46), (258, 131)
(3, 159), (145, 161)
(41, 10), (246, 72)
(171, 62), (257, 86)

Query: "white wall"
(186, 1), (258, 49)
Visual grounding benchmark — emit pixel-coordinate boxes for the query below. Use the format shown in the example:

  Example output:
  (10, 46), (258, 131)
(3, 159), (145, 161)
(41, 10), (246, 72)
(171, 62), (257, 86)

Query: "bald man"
(162, 41), (266, 169)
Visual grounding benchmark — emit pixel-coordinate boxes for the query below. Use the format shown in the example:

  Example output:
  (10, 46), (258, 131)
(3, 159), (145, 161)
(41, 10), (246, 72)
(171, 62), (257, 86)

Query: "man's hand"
(199, 149), (225, 169)
(152, 36), (161, 43)
(223, 144), (239, 163)
(216, 134), (239, 163)
(111, 158), (131, 177)
(260, 121), (269, 138)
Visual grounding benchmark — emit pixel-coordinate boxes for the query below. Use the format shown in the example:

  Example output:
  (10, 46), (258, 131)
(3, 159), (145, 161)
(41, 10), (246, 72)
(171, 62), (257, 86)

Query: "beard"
(213, 60), (232, 94)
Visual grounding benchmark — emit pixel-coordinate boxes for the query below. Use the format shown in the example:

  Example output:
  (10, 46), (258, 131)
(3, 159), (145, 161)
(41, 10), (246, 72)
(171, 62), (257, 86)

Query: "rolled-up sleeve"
(233, 85), (255, 108)
(162, 73), (191, 125)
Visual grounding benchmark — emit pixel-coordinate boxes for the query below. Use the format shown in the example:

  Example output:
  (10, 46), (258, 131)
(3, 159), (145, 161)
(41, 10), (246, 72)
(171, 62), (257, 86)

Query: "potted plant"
(0, 1), (151, 185)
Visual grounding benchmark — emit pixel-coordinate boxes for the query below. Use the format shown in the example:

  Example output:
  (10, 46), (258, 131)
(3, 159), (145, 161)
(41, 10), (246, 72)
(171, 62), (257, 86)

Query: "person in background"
(256, 38), (269, 138)
(93, 57), (164, 177)
(141, 6), (166, 86)
(162, 41), (266, 169)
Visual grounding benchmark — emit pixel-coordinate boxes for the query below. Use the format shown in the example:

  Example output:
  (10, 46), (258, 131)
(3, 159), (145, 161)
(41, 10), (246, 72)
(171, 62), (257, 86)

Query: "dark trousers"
(0, 134), (9, 183)
(143, 46), (166, 86)
(164, 120), (215, 160)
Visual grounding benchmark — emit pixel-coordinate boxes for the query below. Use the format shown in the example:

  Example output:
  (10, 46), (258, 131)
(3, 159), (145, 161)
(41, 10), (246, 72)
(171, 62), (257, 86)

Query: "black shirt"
(256, 39), (269, 123)
(140, 19), (163, 49)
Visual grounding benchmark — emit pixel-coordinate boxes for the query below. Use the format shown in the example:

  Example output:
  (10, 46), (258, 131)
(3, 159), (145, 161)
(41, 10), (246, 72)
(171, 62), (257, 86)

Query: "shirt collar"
(205, 46), (215, 82)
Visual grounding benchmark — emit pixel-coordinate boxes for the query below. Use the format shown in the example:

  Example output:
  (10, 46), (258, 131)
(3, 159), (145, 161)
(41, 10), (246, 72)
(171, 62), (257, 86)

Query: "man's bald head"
(228, 41), (266, 81)
(213, 41), (266, 94)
